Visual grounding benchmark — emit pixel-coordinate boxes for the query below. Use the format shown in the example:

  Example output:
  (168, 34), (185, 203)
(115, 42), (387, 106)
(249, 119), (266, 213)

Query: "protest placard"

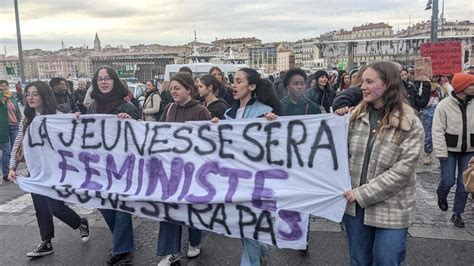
(17, 114), (351, 249)
(414, 57), (432, 81)
(420, 41), (462, 75)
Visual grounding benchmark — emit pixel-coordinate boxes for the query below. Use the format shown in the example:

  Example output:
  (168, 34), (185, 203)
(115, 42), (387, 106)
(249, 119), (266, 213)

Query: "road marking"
(0, 194), (32, 213)
(0, 194), (95, 215)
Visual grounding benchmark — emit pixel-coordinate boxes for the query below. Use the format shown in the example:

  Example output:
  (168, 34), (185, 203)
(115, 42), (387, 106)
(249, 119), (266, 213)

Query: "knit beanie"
(451, 73), (474, 94)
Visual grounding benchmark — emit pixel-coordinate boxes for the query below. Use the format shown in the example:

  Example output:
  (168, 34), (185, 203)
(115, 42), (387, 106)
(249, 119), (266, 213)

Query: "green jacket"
(280, 95), (321, 116)
(0, 91), (22, 143)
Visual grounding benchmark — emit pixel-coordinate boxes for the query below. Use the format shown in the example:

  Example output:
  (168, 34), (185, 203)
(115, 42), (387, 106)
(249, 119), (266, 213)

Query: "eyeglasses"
(97, 77), (113, 82)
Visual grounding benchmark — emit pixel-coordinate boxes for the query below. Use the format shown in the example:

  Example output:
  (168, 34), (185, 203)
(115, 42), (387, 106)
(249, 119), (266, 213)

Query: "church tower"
(94, 33), (101, 51)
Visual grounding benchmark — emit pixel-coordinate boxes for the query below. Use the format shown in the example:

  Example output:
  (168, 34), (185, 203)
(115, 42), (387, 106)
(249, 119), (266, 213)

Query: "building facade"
(352, 22), (393, 39)
(276, 45), (294, 72)
(249, 45), (277, 73)
(90, 52), (178, 81)
(211, 37), (262, 48)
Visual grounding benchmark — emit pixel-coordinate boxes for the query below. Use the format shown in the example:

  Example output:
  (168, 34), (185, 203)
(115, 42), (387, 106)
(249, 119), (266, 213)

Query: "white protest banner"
(17, 114), (351, 249)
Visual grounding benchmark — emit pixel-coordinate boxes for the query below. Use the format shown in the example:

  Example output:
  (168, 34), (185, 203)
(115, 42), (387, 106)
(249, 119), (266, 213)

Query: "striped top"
(9, 116), (25, 170)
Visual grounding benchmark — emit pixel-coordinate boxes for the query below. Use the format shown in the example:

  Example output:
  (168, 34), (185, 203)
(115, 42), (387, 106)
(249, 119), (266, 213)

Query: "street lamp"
(425, 0), (432, 10)
(425, 0), (439, 42)
(14, 0), (25, 83)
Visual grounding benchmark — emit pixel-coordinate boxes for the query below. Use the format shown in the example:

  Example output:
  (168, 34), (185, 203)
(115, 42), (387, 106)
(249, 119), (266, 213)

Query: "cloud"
(0, 0), (472, 54)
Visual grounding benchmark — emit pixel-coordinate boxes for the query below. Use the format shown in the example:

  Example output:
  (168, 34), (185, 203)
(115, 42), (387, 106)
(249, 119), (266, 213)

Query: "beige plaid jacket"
(345, 103), (424, 229)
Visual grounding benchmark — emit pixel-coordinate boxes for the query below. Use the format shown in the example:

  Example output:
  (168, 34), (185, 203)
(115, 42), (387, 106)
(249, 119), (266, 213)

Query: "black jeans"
(31, 193), (82, 241)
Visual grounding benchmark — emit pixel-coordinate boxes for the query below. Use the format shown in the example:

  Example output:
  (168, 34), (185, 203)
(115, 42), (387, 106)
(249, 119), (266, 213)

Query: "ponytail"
(238, 68), (282, 115)
(255, 79), (282, 115)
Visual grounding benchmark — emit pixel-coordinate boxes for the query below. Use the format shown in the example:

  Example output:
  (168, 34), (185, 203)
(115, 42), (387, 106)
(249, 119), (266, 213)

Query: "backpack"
(148, 92), (164, 121)
(155, 91), (173, 121)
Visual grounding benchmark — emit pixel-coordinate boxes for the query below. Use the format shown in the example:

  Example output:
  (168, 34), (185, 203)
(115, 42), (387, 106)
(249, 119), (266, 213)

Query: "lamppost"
(425, 0), (439, 42)
(14, 0), (25, 83)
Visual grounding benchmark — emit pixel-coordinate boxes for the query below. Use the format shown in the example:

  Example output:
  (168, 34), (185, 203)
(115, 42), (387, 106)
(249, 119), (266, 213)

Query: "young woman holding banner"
(8, 81), (91, 258)
(87, 66), (140, 265)
(216, 67), (280, 266)
(157, 72), (211, 266)
(335, 61), (423, 265)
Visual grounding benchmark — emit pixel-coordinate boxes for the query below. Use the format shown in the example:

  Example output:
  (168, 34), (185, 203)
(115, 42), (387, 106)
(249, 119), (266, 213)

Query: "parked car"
(127, 82), (146, 108)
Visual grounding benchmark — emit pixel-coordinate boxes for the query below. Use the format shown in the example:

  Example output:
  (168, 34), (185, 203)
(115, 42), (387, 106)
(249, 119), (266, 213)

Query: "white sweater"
(432, 93), (474, 158)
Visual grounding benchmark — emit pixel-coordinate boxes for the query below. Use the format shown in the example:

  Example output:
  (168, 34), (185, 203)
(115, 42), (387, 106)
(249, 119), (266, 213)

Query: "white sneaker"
(187, 244), (201, 258)
(157, 253), (180, 266)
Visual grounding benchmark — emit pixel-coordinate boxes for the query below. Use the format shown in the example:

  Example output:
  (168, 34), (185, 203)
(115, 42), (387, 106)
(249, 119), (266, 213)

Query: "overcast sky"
(0, 0), (473, 55)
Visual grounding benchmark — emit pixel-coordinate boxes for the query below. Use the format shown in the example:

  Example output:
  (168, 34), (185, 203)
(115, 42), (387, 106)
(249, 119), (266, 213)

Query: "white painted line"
(0, 194), (32, 213)
(0, 194), (95, 215)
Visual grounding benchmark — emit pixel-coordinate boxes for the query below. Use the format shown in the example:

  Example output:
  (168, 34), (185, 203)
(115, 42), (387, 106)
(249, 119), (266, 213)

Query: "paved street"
(1, 160), (473, 265)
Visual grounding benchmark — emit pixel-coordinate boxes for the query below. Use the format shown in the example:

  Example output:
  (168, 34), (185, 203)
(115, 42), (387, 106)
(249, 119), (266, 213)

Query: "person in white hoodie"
(432, 73), (474, 228)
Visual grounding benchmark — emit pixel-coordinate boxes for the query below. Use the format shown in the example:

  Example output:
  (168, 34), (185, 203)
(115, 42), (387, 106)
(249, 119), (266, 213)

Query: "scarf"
(90, 88), (125, 114)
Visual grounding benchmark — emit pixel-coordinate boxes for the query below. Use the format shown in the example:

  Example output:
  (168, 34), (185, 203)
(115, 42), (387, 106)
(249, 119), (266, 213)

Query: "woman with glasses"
(88, 66), (140, 265)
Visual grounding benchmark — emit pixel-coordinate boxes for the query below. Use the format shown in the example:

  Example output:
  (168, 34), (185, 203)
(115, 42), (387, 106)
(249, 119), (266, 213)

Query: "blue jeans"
(1, 141), (10, 176)
(422, 106), (435, 154)
(156, 221), (202, 256)
(437, 152), (474, 214)
(99, 209), (134, 255)
(240, 238), (268, 266)
(0, 125), (18, 176)
(343, 205), (408, 266)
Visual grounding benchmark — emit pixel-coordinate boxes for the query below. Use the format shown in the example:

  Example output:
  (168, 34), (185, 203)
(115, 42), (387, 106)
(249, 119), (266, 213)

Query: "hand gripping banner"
(17, 114), (351, 249)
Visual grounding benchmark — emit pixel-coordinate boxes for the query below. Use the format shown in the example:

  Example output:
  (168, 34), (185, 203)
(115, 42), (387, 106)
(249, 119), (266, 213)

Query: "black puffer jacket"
(404, 81), (431, 112)
(332, 86), (363, 110)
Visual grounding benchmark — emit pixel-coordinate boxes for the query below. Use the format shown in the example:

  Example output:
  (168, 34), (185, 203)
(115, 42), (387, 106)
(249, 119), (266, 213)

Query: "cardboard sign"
(414, 57), (432, 81)
(420, 41), (462, 75)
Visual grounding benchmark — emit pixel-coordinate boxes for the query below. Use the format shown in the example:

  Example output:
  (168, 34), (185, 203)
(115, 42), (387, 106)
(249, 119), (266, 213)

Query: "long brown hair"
(350, 61), (408, 135)
(24, 81), (57, 127)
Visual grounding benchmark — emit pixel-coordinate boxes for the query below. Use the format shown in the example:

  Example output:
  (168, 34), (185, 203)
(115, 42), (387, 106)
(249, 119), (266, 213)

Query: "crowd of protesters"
(1, 60), (473, 266)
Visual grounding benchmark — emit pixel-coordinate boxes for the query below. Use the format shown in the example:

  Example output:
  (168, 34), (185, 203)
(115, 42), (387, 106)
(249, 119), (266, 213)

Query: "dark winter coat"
(404, 81), (431, 112)
(207, 99), (229, 119)
(332, 87), (363, 110)
(306, 85), (336, 113)
(280, 95), (321, 116)
(54, 92), (77, 113)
